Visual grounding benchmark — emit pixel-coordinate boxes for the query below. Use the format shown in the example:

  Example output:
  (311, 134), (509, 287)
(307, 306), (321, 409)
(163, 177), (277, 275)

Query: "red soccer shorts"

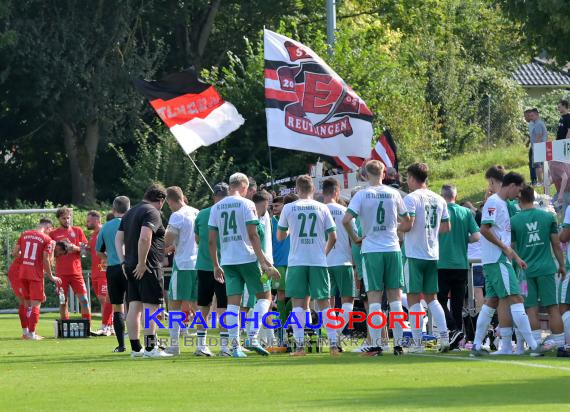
(60, 273), (87, 296)
(8, 267), (23, 298)
(92, 277), (108, 297)
(20, 278), (46, 302)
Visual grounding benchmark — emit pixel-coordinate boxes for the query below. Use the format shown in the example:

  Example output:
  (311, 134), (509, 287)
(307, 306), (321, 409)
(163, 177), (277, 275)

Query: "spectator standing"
(529, 108), (548, 185)
(556, 99), (570, 140)
(524, 109), (537, 185)
(548, 160), (570, 215)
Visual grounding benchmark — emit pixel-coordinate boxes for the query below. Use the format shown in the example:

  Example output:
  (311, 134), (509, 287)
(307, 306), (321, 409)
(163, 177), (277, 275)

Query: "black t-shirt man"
(120, 202), (165, 269)
(119, 201), (166, 305)
(557, 113), (570, 140)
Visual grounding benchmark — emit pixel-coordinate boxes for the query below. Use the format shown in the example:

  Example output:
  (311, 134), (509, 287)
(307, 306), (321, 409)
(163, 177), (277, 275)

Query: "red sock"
(102, 303), (113, 326)
(28, 306), (40, 333)
(18, 304), (28, 329)
(82, 313), (92, 321)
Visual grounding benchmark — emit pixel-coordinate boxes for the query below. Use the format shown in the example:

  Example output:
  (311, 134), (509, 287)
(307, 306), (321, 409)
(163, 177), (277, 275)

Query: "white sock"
(292, 307), (306, 347)
(367, 303), (383, 348)
(515, 328), (525, 352)
(340, 303), (353, 338)
(550, 332), (565, 347)
(410, 303), (424, 348)
(197, 330), (207, 349)
(249, 299), (271, 340)
(220, 331), (229, 350)
(532, 329), (542, 344)
(562, 311), (570, 345)
(22, 328), (28, 335)
(226, 304), (240, 349)
(245, 308), (255, 337)
(169, 321), (180, 346)
(511, 303), (537, 350)
(474, 305), (495, 349)
(499, 327), (513, 352)
(389, 301), (404, 347)
(428, 300), (449, 340)
(321, 310), (337, 345)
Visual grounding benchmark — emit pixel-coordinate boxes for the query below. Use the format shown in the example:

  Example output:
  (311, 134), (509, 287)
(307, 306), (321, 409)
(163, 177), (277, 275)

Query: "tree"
(502, 0), (570, 64)
(0, 0), (161, 206)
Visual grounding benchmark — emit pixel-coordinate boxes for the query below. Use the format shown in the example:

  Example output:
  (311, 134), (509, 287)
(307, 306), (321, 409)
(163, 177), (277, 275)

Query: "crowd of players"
(6, 159), (570, 358)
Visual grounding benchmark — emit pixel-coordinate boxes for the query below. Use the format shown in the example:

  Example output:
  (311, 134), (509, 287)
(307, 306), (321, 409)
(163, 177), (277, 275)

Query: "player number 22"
(298, 213), (317, 237)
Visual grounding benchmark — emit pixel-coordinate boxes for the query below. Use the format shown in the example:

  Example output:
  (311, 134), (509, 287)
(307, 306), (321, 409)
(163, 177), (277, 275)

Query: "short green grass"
(1, 313), (569, 411)
(429, 145), (529, 204)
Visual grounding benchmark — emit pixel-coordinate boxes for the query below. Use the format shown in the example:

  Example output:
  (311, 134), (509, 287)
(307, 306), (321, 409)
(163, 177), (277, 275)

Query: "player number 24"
(221, 211), (237, 236)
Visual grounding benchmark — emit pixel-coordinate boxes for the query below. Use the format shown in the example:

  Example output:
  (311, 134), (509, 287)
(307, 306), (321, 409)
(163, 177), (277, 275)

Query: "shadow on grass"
(296, 376), (570, 409)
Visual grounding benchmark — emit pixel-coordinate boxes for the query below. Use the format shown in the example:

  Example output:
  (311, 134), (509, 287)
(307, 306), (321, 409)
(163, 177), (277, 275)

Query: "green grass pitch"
(1, 313), (569, 411)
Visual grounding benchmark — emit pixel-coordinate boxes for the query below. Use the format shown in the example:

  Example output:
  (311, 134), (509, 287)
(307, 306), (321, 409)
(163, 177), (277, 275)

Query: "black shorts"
(472, 265), (484, 288)
(197, 270), (227, 308)
(124, 264), (164, 305)
(106, 264), (128, 305)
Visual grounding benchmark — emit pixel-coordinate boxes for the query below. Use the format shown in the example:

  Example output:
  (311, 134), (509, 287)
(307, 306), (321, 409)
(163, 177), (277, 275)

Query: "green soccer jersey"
(438, 203), (480, 269)
(510, 208), (558, 278)
(194, 206), (218, 271)
(507, 199), (521, 218)
(257, 221), (266, 253)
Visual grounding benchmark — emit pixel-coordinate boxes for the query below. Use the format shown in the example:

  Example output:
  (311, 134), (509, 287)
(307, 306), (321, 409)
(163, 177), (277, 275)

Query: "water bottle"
(63, 322), (68, 338)
(54, 320), (59, 338)
(58, 287), (66, 305)
(79, 322), (84, 337)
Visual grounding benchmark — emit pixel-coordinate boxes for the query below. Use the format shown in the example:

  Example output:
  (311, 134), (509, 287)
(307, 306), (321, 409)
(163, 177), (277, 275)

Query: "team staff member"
(15, 218), (61, 340)
(97, 196), (131, 352)
(116, 184), (171, 358)
(437, 184), (480, 348)
(50, 207), (91, 322)
(87, 211), (113, 336)
(195, 183), (230, 356)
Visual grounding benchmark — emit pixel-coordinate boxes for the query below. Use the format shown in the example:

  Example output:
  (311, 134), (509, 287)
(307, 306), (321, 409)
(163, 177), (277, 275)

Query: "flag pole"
(268, 144), (275, 190)
(186, 153), (214, 193)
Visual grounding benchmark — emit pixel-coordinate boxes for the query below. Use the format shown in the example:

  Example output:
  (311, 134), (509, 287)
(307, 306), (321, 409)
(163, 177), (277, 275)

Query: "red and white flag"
(135, 69), (244, 154)
(333, 130), (398, 172)
(264, 29), (373, 158)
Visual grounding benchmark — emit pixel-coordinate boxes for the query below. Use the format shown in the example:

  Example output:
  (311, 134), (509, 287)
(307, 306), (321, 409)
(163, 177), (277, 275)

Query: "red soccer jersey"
(50, 226), (87, 275)
(89, 228), (105, 279)
(18, 230), (53, 281)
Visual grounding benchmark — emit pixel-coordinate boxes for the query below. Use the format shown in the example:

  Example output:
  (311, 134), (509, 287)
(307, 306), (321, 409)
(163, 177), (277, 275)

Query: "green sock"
(277, 300), (287, 325)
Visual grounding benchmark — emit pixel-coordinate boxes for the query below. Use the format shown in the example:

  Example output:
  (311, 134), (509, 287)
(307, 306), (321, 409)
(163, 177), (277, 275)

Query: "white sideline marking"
(410, 353), (570, 372)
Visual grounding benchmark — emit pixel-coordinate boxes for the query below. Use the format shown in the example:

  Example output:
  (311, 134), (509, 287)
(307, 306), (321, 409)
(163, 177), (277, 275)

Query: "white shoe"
(438, 340), (450, 353)
(195, 347), (213, 357)
(131, 349), (144, 358)
(164, 346), (180, 356)
(491, 347), (514, 356)
(143, 347), (173, 358)
(218, 349), (232, 357)
(101, 326), (112, 337)
(408, 346), (425, 354)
